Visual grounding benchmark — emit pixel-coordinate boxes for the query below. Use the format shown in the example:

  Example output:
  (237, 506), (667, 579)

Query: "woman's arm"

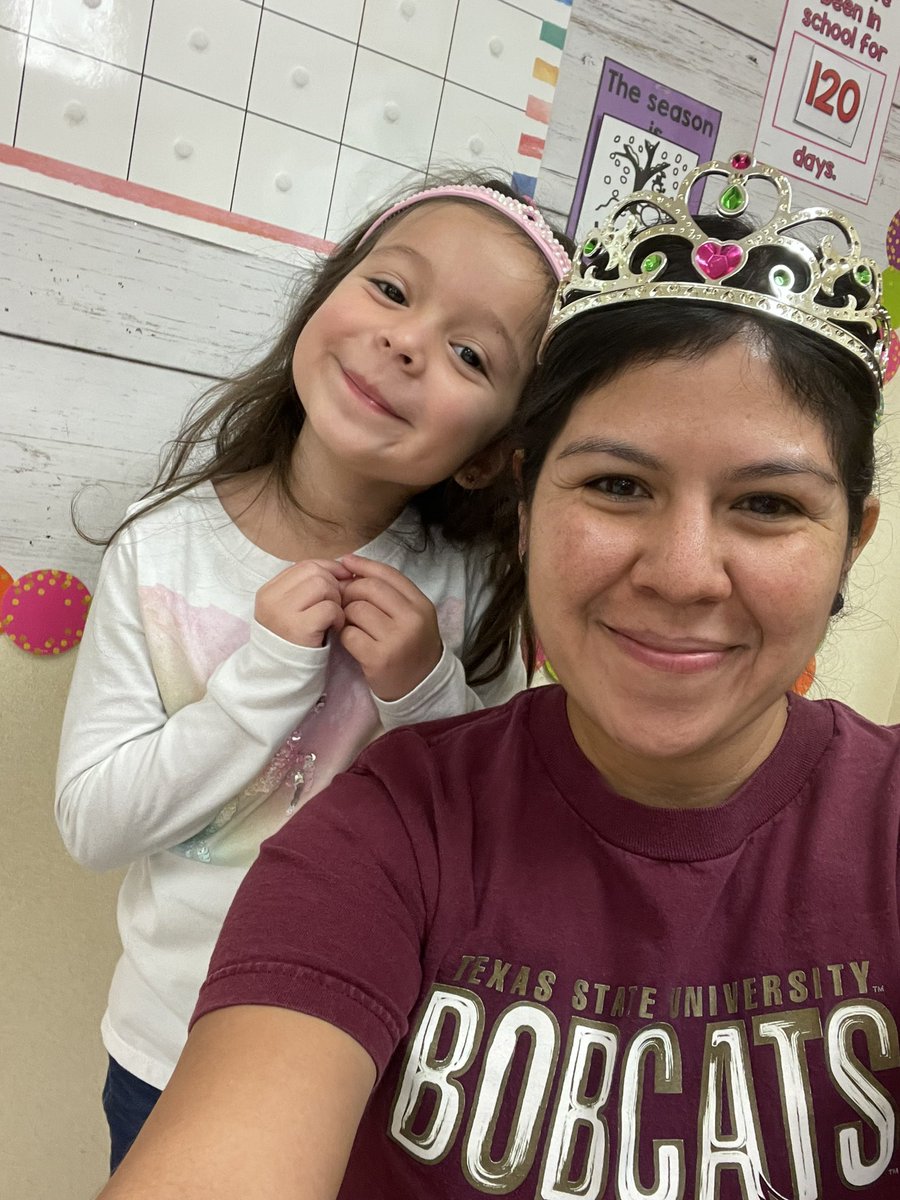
(100, 1006), (376, 1200)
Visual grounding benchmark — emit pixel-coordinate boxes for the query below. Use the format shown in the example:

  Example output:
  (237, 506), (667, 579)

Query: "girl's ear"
(453, 440), (511, 490)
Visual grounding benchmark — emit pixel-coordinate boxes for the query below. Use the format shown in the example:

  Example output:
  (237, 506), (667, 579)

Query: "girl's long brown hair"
(83, 171), (573, 685)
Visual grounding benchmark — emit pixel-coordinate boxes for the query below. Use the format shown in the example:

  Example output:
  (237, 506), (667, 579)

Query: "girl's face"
(291, 202), (549, 492)
(524, 337), (878, 776)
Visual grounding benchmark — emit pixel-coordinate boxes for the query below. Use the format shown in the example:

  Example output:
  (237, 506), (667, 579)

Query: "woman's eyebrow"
(557, 439), (840, 488)
(727, 459), (840, 487)
(557, 438), (663, 470)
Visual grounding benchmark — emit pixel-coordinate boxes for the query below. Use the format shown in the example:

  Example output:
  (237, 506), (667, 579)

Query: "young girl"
(55, 174), (571, 1168)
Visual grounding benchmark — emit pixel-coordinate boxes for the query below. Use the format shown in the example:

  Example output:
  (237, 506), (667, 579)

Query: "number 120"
(805, 60), (862, 123)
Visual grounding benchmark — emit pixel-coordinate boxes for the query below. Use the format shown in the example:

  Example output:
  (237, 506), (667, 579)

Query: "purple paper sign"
(569, 59), (722, 239)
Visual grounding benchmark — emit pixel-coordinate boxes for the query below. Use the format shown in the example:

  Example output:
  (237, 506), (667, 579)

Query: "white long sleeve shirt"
(55, 482), (524, 1087)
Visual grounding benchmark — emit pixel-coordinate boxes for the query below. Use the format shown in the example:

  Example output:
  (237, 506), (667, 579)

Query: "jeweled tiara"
(540, 152), (890, 393)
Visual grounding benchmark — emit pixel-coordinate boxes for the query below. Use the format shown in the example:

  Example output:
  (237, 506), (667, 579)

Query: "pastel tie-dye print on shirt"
(140, 584), (465, 867)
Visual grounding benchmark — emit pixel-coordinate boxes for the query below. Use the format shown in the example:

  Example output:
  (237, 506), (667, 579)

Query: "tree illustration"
(611, 138), (671, 190)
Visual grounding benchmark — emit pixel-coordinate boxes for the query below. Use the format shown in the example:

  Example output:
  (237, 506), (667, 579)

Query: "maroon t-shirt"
(195, 686), (900, 1198)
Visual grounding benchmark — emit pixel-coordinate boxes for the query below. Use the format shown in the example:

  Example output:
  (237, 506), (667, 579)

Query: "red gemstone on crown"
(731, 152), (752, 170)
(694, 240), (744, 281)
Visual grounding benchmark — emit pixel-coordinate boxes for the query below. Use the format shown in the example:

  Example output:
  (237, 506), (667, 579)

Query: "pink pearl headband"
(360, 185), (571, 280)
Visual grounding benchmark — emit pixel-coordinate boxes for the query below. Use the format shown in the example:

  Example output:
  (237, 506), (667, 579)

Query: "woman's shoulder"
(291, 688), (562, 886)
(808, 694), (900, 739)
(799, 694), (900, 774)
(356, 686), (558, 790)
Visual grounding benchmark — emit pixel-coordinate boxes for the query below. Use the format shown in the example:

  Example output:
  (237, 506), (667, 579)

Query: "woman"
(101, 156), (898, 1199)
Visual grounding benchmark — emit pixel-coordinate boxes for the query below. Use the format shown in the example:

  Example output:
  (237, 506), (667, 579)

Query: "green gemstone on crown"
(719, 184), (746, 212)
(855, 265), (873, 285)
(772, 268), (792, 288)
(641, 253), (663, 273)
(583, 237), (599, 255)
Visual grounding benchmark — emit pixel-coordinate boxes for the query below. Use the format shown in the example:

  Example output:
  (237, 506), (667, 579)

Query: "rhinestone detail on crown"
(541, 153), (890, 392)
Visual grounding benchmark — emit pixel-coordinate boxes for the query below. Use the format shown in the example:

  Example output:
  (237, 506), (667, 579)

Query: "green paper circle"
(884, 266), (900, 324)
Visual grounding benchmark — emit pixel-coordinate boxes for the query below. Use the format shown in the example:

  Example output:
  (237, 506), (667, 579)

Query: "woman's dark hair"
(84, 171), (574, 685)
(510, 213), (882, 674)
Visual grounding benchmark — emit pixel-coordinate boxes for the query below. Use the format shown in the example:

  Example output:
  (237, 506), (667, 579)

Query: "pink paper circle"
(886, 330), (900, 385)
(888, 210), (900, 271)
(1, 569), (92, 655)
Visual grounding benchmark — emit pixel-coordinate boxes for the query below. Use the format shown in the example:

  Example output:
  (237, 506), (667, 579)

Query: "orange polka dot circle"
(0, 565), (13, 607)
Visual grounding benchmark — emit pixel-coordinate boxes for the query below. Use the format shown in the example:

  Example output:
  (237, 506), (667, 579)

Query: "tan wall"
(1, 637), (123, 1196)
(816, 373), (900, 721)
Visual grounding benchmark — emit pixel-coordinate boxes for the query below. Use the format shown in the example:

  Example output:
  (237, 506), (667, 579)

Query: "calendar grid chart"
(0, 0), (572, 253)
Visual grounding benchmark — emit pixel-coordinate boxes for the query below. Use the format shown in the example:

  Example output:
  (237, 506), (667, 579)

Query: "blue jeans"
(102, 1055), (162, 1173)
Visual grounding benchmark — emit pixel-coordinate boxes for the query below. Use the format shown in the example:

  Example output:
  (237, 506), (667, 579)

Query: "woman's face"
(524, 336), (878, 772)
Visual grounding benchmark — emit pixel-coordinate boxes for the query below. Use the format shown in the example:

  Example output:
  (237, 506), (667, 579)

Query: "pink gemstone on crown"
(731, 152), (752, 170)
(694, 240), (744, 281)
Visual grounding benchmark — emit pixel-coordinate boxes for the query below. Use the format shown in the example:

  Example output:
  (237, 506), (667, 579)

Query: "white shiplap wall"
(1, 180), (305, 586)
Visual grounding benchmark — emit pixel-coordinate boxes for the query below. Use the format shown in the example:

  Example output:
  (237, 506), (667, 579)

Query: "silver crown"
(540, 152), (890, 395)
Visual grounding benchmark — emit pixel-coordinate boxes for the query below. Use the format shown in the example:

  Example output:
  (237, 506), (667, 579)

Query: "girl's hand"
(338, 555), (443, 701)
(255, 559), (354, 648)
